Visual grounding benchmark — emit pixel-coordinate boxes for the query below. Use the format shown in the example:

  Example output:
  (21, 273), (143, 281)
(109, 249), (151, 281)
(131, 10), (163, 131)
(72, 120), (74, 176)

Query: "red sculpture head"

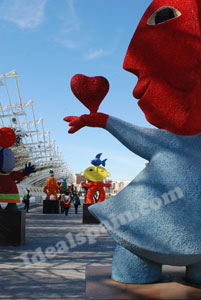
(123, 0), (201, 135)
(0, 127), (16, 148)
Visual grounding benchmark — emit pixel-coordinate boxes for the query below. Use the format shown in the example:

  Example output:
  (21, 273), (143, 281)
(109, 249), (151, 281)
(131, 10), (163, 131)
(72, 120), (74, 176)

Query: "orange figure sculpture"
(43, 170), (60, 200)
(82, 153), (111, 204)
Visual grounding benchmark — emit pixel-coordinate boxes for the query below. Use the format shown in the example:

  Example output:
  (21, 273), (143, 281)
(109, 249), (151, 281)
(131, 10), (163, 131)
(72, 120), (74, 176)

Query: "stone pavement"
(0, 203), (115, 300)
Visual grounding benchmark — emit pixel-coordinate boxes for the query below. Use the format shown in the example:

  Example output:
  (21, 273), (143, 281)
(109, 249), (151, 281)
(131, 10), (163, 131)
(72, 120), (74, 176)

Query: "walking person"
(63, 195), (71, 216)
(70, 184), (76, 202)
(60, 195), (65, 214)
(73, 194), (80, 214)
(23, 189), (31, 212)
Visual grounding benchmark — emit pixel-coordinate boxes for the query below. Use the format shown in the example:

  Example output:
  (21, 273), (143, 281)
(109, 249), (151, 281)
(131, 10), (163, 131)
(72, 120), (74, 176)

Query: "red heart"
(70, 74), (109, 113)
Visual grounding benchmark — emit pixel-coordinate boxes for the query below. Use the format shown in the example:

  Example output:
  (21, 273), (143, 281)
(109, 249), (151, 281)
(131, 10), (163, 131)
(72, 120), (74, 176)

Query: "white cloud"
(53, 0), (121, 58)
(54, 38), (80, 49)
(65, 0), (80, 33)
(53, 0), (81, 49)
(85, 48), (105, 60)
(85, 47), (117, 60)
(0, 0), (47, 28)
(84, 32), (121, 60)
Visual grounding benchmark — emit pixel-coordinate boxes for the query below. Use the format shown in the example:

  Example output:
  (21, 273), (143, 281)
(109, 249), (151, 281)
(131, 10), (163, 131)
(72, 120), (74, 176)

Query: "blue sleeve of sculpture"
(105, 116), (169, 160)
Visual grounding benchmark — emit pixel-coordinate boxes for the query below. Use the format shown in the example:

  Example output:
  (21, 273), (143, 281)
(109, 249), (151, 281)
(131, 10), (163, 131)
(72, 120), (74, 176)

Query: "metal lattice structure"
(0, 70), (74, 194)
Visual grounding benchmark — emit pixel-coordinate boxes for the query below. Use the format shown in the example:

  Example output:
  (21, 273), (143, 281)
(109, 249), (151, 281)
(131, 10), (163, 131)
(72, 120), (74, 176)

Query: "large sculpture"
(43, 170), (60, 200)
(60, 177), (70, 194)
(0, 127), (36, 210)
(64, 0), (201, 284)
(82, 153), (111, 204)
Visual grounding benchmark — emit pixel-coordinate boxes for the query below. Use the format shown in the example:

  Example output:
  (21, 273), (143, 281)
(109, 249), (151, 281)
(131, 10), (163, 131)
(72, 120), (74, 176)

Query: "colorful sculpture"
(64, 0), (201, 284)
(61, 177), (68, 190)
(60, 177), (70, 194)
(43, 170), (60, 200)
(0, 127), (36, 210)
(82, 154), (111, 204)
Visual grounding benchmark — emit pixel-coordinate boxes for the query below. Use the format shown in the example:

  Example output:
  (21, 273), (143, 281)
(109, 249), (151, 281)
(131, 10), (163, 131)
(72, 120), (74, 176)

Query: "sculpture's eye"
(147, 6), (181, 25)
(89, 169), (93, 172)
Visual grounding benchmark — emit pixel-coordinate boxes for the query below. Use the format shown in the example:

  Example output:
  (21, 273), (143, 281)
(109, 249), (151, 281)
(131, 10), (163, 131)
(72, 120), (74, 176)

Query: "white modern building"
(0, 70), (74, 204)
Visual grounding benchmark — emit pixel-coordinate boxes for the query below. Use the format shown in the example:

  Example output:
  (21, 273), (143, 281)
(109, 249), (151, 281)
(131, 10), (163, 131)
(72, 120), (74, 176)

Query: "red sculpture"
(82, 154), (111, 204)
(82, 181), (111, 204)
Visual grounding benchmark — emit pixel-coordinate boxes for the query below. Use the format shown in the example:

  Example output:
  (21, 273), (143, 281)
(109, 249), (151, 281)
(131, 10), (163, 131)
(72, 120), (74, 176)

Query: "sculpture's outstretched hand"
(63, 113), (109, 134)
(24, 162), (36, 175)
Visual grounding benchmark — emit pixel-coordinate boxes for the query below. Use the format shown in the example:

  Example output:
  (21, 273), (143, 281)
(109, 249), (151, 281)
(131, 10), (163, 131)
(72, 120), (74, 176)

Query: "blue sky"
(0, 0), (153, 181)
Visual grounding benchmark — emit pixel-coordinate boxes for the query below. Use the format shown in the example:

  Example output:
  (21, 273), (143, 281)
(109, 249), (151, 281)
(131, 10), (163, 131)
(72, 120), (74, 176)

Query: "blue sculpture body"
(89, 117), (201, 283)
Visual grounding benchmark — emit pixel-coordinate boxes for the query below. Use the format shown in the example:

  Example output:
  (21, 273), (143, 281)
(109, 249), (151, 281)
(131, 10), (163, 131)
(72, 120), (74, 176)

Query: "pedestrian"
(70, 184), (75, 201)
(73, 194), (80, 214)
(60, 195), (65, 214)
(23, 189), (31, 212)
(63, 195), (71, 216)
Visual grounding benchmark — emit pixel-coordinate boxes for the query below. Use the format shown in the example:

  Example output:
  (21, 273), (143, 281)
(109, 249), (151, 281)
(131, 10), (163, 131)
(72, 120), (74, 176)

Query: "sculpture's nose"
(123, 45), (140, 77)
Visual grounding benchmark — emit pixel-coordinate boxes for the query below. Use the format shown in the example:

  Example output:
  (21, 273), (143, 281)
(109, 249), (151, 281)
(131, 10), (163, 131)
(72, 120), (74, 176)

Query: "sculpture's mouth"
(133, 78), (150, 100)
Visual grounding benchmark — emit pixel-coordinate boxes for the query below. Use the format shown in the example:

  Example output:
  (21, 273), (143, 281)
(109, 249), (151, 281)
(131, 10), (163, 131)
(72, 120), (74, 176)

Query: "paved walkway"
(0, 203), (115, 300)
